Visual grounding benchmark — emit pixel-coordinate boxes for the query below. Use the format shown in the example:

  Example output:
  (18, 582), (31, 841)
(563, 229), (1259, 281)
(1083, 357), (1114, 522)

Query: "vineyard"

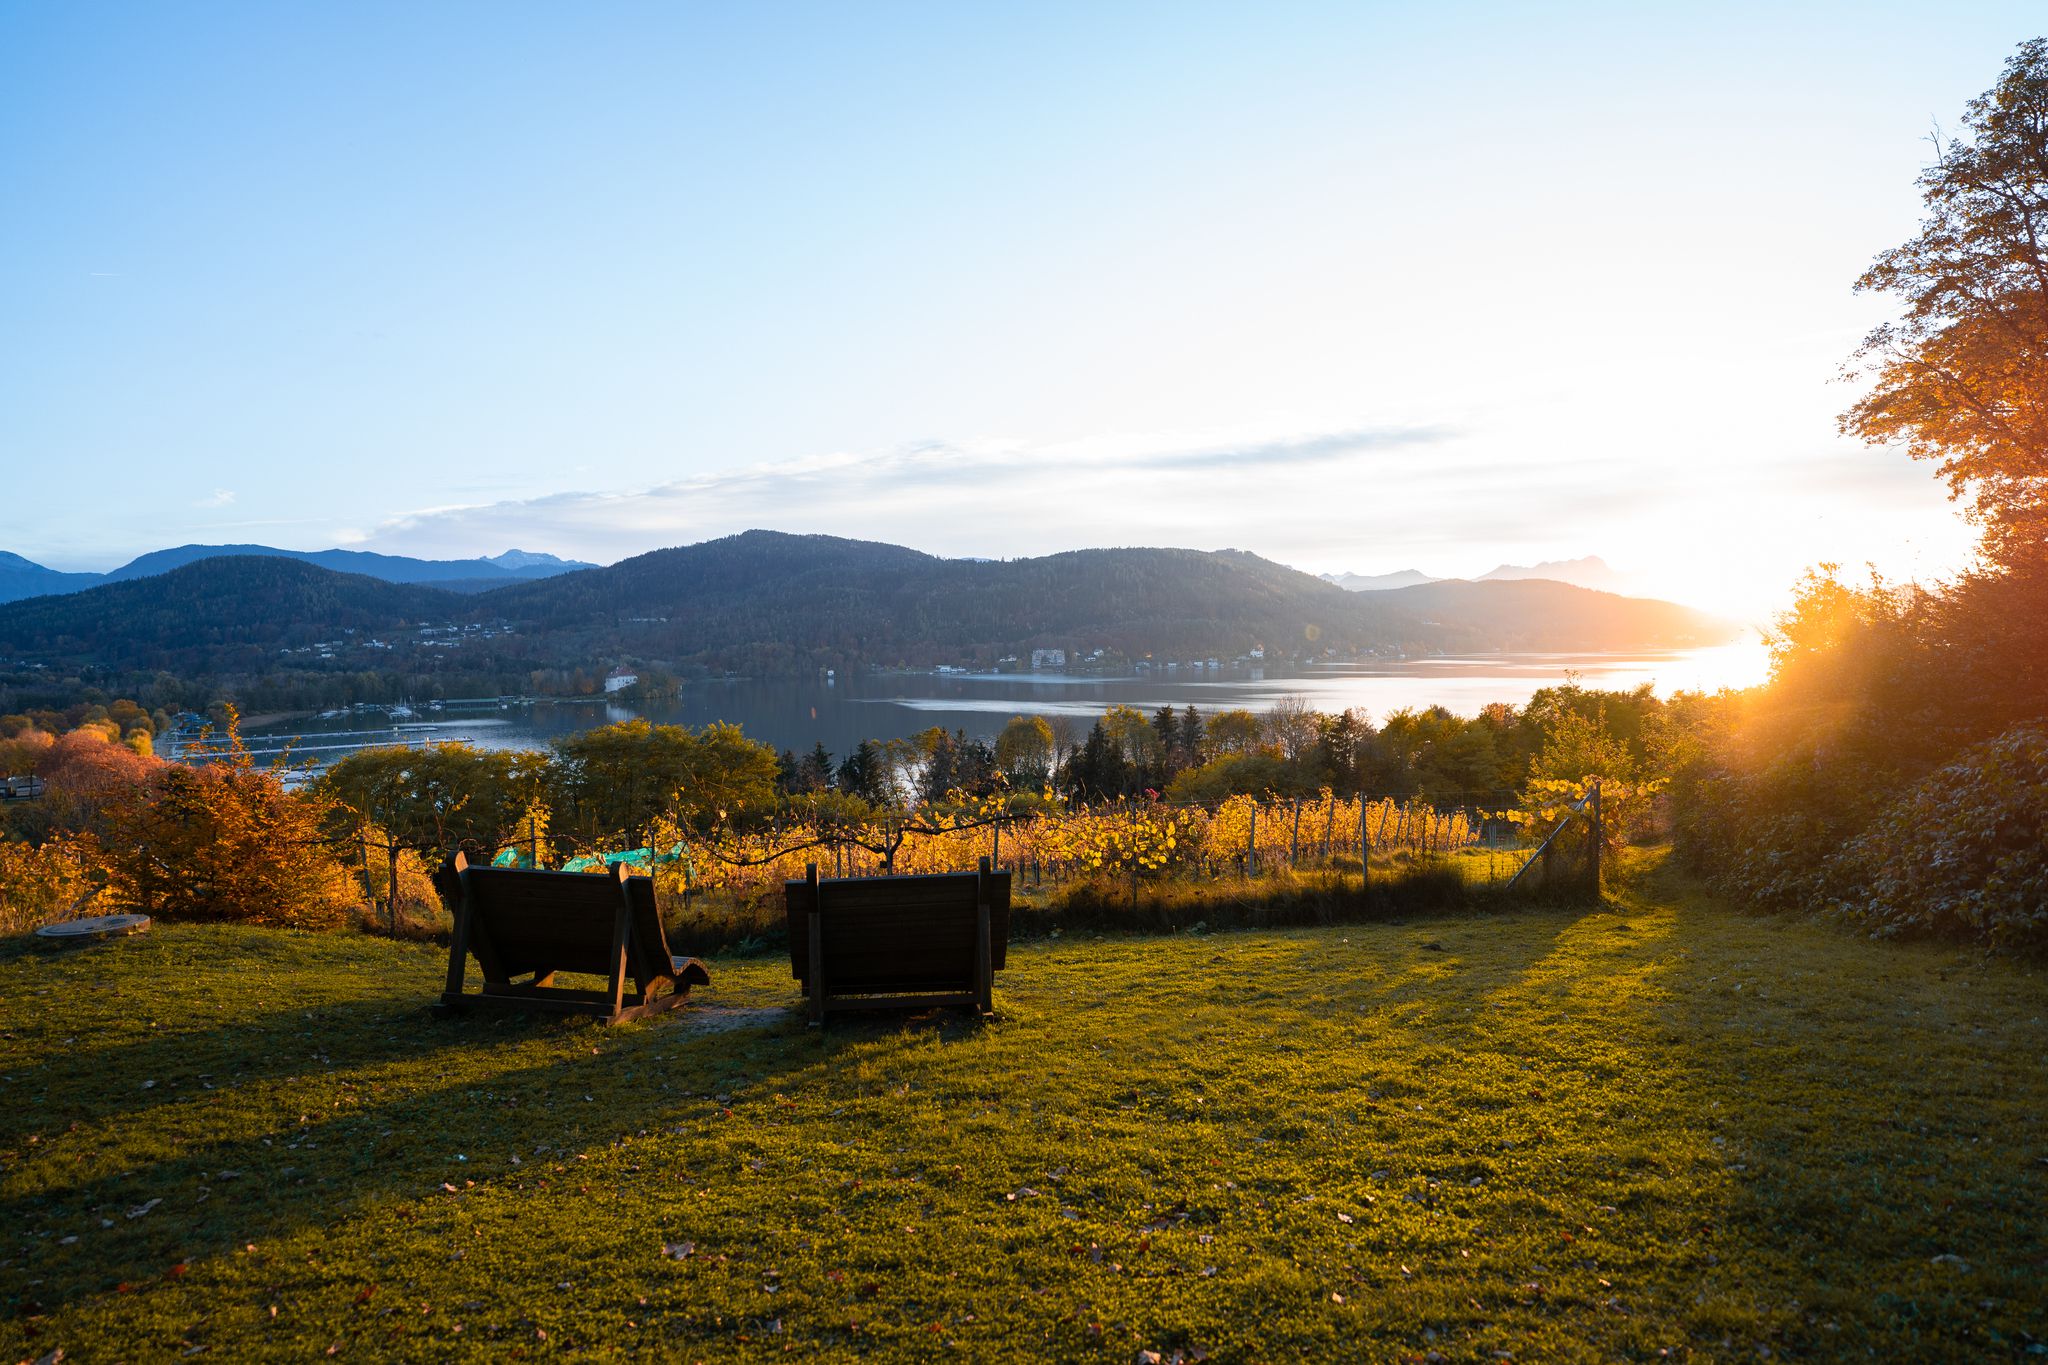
(667, 792), (1501, 892)
(349, 790), (1590, 947)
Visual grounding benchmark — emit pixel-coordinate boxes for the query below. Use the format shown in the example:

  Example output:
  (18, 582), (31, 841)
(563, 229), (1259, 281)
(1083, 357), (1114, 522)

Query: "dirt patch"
(671, 1005), (790, 1033)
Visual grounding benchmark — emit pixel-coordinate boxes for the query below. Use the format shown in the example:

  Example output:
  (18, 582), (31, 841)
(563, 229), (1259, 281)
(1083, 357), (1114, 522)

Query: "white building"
(604, 666), (639, 694)
(1030, 648), (1066, 668)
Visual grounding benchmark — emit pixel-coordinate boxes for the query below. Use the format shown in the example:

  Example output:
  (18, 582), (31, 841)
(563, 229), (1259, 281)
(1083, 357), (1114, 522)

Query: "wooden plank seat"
(438, 852), (710, 1025)
(784, 857), (1009, 1024)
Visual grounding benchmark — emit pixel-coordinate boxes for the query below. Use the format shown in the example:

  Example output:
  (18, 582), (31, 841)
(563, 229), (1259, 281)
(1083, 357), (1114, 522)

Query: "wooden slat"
(813, 992), (979, 1012)
(475, 984), (649, 1005)
(786, 870), (1011, 983)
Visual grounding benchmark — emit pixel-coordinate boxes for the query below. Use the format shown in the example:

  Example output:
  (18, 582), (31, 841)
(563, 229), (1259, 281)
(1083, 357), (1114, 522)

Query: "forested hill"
(474, 532), (1731, 662)
(473, 533), (1446, 672)
(0, 557), (466, 677)
(0, 532), (1738, 697)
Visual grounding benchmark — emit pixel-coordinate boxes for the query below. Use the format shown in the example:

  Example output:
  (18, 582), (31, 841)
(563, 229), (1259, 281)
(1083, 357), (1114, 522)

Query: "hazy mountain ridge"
(1476, 555), (1634, 594)
(0, 543), (598, 604)
(0, 552), (102, 604)
(1320, 568), (1440, 591)
(1376, 578), (1733, 650)
(1321, 554), (1642, 596)
(100, 544), (597, 588)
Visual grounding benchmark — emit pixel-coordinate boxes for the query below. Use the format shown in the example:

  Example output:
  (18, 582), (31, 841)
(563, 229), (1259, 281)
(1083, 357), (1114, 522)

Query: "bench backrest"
(457, 861), (672, 984)
(785, 869), (1010, 994)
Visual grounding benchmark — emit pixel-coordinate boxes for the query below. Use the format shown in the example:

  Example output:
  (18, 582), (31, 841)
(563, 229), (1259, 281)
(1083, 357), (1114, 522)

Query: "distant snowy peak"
(487, 549), (596, 572)
(1320, 568), (1441, 592)
(1476, 555), (1631, 593)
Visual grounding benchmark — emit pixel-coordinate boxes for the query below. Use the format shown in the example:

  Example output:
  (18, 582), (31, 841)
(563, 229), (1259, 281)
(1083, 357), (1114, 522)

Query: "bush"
(1836, 724), (2048, 949)
(0, 833), (106, 934)
(103, 762), (359, 929)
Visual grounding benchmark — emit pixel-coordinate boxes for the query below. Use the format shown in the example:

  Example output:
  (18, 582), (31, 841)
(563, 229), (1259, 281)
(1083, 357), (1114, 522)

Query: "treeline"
(1670, 39), (2048, 952)
(1673, 561), (2047, 948)
(795, 684), (1698, 813)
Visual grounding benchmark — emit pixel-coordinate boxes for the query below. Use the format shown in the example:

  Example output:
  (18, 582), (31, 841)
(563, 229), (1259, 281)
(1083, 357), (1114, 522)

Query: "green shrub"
(1836, 724), (2048, 949)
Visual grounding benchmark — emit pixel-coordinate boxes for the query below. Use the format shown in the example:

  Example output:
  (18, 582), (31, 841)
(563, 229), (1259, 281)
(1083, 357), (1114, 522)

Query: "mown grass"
(1, 852), (2043, 1362)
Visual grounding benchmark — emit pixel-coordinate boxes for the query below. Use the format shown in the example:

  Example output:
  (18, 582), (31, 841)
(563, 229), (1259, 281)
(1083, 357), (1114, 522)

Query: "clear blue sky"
(2, 1), (2038, 613)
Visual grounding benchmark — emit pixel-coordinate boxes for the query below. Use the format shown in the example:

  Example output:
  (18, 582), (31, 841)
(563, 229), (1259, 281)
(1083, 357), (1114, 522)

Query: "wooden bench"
(439, 853), (710, 1025)
(784, 858), (1009, 1024)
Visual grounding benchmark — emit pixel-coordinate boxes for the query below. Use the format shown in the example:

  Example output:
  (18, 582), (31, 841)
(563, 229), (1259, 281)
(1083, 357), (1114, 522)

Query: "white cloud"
(352, 418), (1973, 619)
(193, 488), (236, 509)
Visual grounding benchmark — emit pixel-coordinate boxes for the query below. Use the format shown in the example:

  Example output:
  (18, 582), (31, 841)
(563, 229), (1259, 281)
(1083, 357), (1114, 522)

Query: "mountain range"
(0, 545), (594, 605)
(0, 532), (1740, 704)
(1321, 555), (1637, 595)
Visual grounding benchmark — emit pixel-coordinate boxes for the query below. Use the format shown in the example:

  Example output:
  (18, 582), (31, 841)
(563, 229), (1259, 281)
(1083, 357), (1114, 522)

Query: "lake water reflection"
(246, 636), (1770, 761)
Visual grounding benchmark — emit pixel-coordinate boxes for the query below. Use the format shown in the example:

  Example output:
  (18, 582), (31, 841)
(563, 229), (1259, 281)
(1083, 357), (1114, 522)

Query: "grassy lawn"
(2, 854), (2043, 1362)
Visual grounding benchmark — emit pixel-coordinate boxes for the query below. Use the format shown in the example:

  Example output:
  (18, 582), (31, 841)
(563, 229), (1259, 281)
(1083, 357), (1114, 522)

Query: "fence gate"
(1504, 781), (1603, 898)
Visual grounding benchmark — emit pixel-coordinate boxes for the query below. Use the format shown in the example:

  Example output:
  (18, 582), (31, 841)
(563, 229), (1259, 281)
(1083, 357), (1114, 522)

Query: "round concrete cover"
(35, 913), (152, 940)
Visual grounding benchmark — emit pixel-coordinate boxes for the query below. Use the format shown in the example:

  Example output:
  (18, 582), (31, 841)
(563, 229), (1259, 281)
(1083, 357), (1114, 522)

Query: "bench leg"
(807, 903), (825, 1027)
(975, 894), (993, 1015)
(604, 900), (631, 1024)
(440, 899), (471, 1012)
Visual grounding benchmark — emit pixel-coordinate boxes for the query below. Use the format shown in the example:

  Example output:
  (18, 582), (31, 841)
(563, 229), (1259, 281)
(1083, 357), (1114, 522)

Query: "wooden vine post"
(1128, 802), (1139, 911)
(1246, 803), (1258, 878)
(1587, 779), (1603, 894)
(1357, 793), (1369, 899)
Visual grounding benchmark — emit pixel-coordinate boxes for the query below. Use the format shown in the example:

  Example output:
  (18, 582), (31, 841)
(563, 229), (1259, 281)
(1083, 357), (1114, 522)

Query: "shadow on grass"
(1623, 857), (2048, 1355)
(2, 879), (1591, 1328)
(1, 921), (1054, 1320)
(3, 999), (827, 1317)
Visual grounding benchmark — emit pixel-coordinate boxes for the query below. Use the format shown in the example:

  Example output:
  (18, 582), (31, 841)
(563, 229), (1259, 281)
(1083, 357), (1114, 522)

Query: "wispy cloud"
(193, 488), (236, 509)
(356, 423), (1471, 561)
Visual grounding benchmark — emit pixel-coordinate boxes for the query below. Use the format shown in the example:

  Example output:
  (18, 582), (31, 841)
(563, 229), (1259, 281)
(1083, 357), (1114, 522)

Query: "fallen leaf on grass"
(662, 1242), (695, 1260)
(354, 1285), (376, 1305)
(126, 1199), (161, 1219)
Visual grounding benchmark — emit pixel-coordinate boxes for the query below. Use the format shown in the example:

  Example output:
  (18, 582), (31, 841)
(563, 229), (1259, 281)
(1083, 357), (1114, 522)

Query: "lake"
(239, 637), (1771, 764)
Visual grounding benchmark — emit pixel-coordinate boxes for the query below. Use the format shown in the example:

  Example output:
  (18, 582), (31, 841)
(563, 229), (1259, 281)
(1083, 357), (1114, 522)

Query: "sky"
(2, 1), (2037, 619)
